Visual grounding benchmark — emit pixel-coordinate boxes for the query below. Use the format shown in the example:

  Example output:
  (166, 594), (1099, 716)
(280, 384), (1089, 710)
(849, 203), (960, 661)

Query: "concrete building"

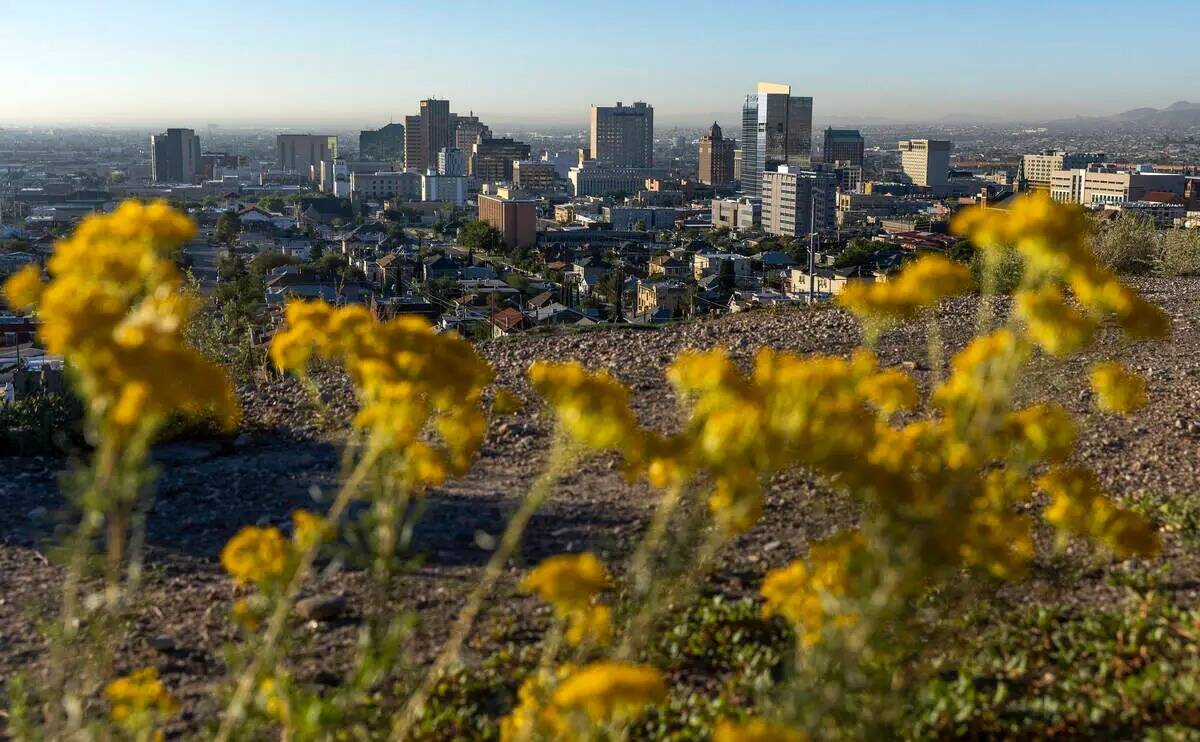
(603, 206), (678, 231)
(150, 128), (201, 183)
(698, 122), (736, 187)
(438, 147), (467, 177)
(740, 82), (813, 199)
(590, 101), (654, 168)
(761, 166), (837, 238)
(898, 139), (952, 188)
(711, 197), (760, 231)
(420, 170), (466, 206)
(478, 193), (537, 250)
(822, 128), (865, 166)
(1018, 150), (1106, 191)
(454, 116), (491, 156)
(350, 171), (421, 200)
(471, 137), (531, 182)
(319, 159), (351, 197)
(277, 135), (337, 180)
(1050, 165), (1187, 206)
(359, 123), (406, 161)
(513, 160), (558, 192)
(568, 161), (664, 197)
(404, 99), (453, 174)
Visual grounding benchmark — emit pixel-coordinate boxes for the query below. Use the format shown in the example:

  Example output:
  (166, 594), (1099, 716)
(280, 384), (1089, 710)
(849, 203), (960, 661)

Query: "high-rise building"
(513, 161), (558, 192)
(698, 122), (736, 187)
(438, 147), (466, 177)
(359, 123), (406, 161)
(471, 138), (531, 182)
(740, 82), (813, 198)
(589, 101), (654, 168)
(277, 135), (337, 180)
(420, 170), (467, 206)
(822, 128), (864, 167)
(454, 116), (491, 156)
(1018, 150), (1106, 192)
(898, 139), (952, 188)
(150, 128), (201, 183)
(403, 99), (453, 173)
(761, 166), (837, 238)
(478, 193), (538, 250)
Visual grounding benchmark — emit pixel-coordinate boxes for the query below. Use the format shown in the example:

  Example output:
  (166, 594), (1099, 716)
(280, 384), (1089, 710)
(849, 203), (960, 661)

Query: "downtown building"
(740, 82), (813, 199)
(590, 101), (654, 167)
(471, 137), (531, 182)
(1050, 165), (1187, 206)
(898, 139), (952, 188)
(761, 166), (837, 238)
(1018, 150), (1106, 192)
(698, 122), (736, 187)
(478, 193), (538, 250)
(404, 99), (455, 174)
(150, 128), (202, 183)
(438, 147), (467, 177)
(277, 134), (338, 180)
(822, 128), (864, 166)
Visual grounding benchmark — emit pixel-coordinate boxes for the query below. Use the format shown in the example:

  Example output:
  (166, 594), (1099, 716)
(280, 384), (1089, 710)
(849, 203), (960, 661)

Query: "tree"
(214, 211), (241, 246)
(718, 258), (735, 292)
(633, 219), (647, 232)
(834, 238), (890, 269)
(258, 196), (286, 214)
(249, 252), (302, 278)
(459, 220), (504, 254)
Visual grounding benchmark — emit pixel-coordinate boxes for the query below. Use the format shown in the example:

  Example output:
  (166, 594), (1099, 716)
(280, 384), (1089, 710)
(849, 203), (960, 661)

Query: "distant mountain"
(1063, 101), (1200, 129)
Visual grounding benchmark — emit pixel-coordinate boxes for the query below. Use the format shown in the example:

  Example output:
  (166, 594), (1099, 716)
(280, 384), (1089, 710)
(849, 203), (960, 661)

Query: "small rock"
(296, 594), (346, 622)
(28, 506), (48, 521)
(148, 635), (176, 652)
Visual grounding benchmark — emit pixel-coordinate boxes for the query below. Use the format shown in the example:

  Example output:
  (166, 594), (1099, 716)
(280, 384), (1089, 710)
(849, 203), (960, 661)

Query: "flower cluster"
(527, 361), (641, 452)
(2, 201), (238, 439)
(762, 531), (865, 647)
(521, 553), (613, 647)
(105, 667), (179, 729)
(270, 301), (494, 483)
(1089, 361), (1147, 414)
(714, 718), (809, 742)
(837, 254), (971, 325)
(220, 510), (328, 588)
(499, 662), (665, 741)
(1040, 467), (1160, 557)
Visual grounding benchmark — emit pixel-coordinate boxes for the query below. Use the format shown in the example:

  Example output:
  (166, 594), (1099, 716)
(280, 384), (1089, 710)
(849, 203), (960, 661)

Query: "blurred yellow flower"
(528, 360), (642, 452)
(714, 718), (808, 742)
(550, 662), (666, 723)
(220, 526), (289, 586)
(1039, 466), (1159, 558)
(1014, 284), (1094, 356)
(291, 509), (332, 551)
(1090, 362), (1147, 414)
(105, 667), (178, 726)
(837, 254), (971, 323)
(2, 264), (43, 310)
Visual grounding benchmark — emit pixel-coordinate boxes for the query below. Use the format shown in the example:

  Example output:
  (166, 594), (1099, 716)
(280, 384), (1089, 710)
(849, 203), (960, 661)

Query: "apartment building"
(761, 166), (837, 238)
(898, 139), (952, 188)
(478, 193), (537, 249)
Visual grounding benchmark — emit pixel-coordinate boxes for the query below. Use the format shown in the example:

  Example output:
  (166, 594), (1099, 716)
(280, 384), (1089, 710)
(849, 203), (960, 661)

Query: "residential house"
(490, 307), (527, 338)
(422, 254), (461, 281)
(692, 252), (751, 280)
(786, 265), (875, 300)
(648, 255), (691, 279)
(635, 279), (688, 317)
(567, 255), (612, 294)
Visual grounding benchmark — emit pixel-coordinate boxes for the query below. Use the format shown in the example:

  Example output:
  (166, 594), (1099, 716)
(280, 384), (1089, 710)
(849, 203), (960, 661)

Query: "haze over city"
(3, 0), (1199, 128)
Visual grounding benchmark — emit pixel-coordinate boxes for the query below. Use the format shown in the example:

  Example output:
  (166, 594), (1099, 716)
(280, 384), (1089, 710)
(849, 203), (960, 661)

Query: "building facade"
(740, 82), (813, 199)
(350, 171), (421, 200)
(420, 171), (466, 206)
(589, 101), (654, 168)
(1018, 150), (1106, 191)
(359, 123), (406, 161)
(478, 194), (537, 249)
(822, 128), (864, 166)
(438, 147), (467, 177)
(513, 161), (558, 192)
(698, 122), (736, 187)
(471, 137), (531, 182)
(568, 161), (664, 197)
(404, 99), (453, 174)
(898, 139), (952, 188)
(761, 166), (837, 238)
(277, 134), (337, 180)
(1050, 165), (1187, 206)
(150, 128), (202, 183)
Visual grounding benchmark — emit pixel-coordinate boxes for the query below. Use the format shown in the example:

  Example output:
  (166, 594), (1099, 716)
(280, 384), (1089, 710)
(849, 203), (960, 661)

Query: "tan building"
(590, 101), (654, 168)
(404, 99), (453, 173)
(1019, 150), (1104, 191)
(478, 193), (538, 250)
(277, 134), (337, 180)
(1050, 166), (1187, 206)
(898, 139), (952, 188)
(698, 122), (736, 187)
(513, 161), (558, 192)
(350, 171), (421, 200)
(761, 167), (837, 237)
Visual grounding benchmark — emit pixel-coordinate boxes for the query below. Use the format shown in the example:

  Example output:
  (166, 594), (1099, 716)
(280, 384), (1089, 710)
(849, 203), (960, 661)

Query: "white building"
(420, 170), (467, 206)
(761, 166), (837, 238)
(437, 147), (467, 177)
(898, 139), (952, 188)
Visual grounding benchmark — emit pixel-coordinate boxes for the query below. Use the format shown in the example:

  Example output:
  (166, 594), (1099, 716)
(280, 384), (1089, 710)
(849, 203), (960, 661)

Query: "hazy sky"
(3, 0), (1198, 129)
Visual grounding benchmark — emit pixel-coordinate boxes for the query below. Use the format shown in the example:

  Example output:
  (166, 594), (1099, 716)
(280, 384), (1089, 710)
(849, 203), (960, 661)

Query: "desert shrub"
(1089, 214), (1160, 275)
(0, 391), (84, 454)
(0, 195), (1177, 741)
(1158, 228), (1200, 276)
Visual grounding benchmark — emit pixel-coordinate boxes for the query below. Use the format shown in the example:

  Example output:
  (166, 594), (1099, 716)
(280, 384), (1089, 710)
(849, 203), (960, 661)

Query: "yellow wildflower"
(220, 526), (289, 586)
(1014, 284), (1094, 356)
(403, 441), (450, 489)
(105, 667), (179, 726)
(1090, 362), (1147, 414)
(714, 718), (808, 742)
(564, 603), (613, 648)
(2, 264), (43, 310)
(1002, 403), (1077, 464)
(762, 531), (864, 646)
(291, 509), (332, 551)
(231, 597), (261, 632)
(528, 360), (642, 452)
(550, 662), (666, 723)
(837, 254), (971, 322)
(499, 666), (573, 742)
(257, 677), (289, 723)
(521, 552), (611, 610)
(1039, 467), (1159, 557)
(857, 368), (918, 416)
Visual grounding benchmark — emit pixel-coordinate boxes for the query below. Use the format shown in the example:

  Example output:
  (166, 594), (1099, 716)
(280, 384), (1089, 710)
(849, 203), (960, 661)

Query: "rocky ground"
(2, 277), (1199, 734)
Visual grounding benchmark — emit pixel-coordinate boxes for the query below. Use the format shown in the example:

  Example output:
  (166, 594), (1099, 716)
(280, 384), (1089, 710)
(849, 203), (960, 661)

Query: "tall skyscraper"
(698, 122), (736, 187)
(454, 116), (491, 155)
(822, 128), (864, 166)
(359, 123), (405, 161)
(898, 139), (952, 188)
(471, 137), (531, 182)
(150, 128), (201, 183)
(589, 101), (654, 168)
(277, 134), (337, 180)
(403, 99), (453, 173)
(740, 82), (813, 198)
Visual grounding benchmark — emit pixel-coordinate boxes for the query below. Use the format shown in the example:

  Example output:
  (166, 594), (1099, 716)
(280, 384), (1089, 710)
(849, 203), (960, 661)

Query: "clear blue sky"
(2, 0), (1197, 128)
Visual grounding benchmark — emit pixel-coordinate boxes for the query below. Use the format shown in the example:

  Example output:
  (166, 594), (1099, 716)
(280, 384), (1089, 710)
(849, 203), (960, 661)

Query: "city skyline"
(2, 0), (1199, 128)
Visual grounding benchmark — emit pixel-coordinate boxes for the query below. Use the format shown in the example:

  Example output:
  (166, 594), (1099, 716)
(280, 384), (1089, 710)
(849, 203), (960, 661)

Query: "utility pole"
(808, 182), (817, 305)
